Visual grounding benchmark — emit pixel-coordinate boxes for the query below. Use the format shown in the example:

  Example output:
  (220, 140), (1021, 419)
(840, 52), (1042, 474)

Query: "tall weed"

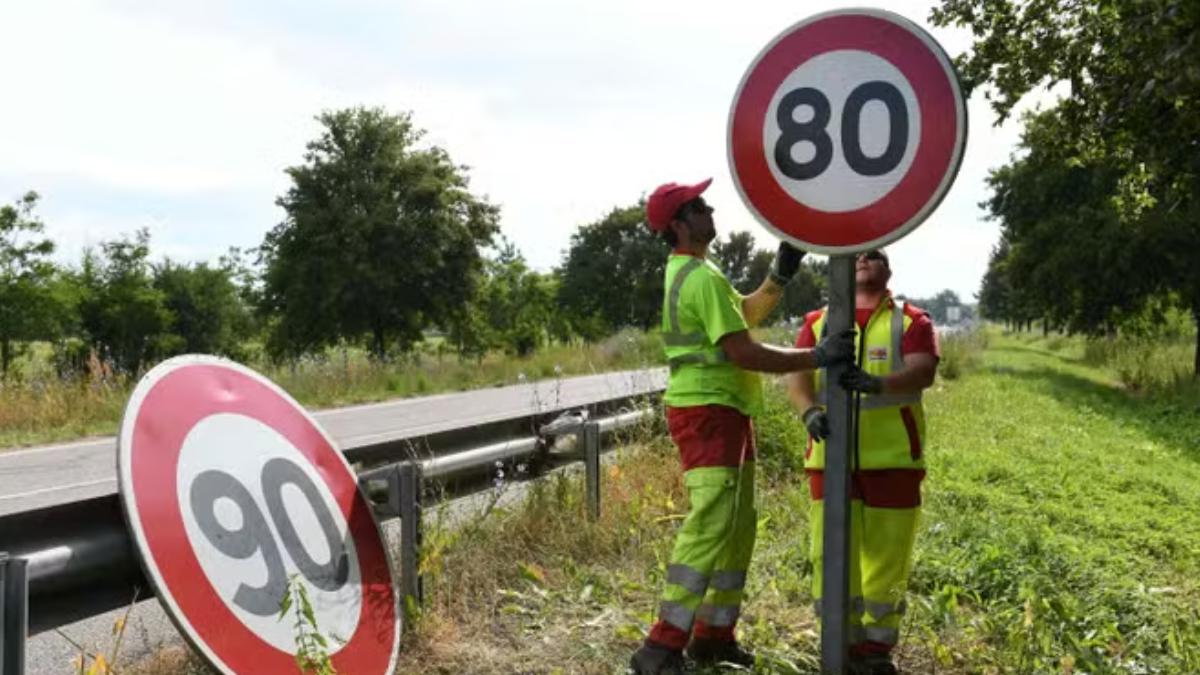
(938, 328), (987, 380)
(1083, 335), (1196, 391)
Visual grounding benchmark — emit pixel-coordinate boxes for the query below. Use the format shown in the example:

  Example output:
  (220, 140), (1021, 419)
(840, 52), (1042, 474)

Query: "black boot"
(686, 638), (756, 668)
(848, 652), (898, 675)
(630, 642), (686, 675)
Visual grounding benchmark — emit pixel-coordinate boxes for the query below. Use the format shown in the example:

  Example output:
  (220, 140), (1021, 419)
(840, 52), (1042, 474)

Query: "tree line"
(0, 108), (829, 380)
(931, 0), (1199, 375)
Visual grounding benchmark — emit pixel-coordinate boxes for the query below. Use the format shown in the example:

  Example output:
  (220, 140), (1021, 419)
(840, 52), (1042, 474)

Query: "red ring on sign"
(127, 364), (396, 674)
(730, 13), (961, 248)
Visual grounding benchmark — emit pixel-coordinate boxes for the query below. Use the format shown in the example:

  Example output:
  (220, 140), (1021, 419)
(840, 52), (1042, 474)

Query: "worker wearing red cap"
(788, 248), (939, 675)
(630, 178), (855, 675)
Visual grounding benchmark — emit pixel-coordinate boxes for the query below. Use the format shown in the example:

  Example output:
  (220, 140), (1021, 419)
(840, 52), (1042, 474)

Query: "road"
(0, 368), (666, 518)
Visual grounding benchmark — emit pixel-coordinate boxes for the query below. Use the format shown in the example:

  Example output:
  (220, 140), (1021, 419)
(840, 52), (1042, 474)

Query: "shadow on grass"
(993, 365), (1200, 460)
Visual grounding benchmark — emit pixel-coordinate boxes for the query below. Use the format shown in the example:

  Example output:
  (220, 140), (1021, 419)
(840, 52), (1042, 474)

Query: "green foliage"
(473, 238), (563, 357)
(555, 203), (665, 338)
(0, 191), (66, 378)
(279, 575), (338, 675)
(932, 0), (1200, 374)
(260, 106), (498, 360)
(154, 259), (253, 359)
(77, 229), (173, 374)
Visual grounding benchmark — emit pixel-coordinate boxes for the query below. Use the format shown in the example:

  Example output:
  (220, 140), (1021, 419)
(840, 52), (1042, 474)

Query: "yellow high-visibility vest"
(807, 298), (926, 470)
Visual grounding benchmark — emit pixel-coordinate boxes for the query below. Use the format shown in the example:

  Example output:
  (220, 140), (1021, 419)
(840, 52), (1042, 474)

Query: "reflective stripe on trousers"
(810, 497), (918, 646)
(650, 463), (756, 645)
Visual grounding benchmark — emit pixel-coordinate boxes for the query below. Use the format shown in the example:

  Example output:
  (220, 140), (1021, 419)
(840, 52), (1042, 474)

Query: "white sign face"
(177, 413), (363, 653)
(118, 356), (399, 675)
(764, 50), (921, 213)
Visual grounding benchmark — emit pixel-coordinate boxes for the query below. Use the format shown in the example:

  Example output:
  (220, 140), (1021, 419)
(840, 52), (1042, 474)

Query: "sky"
(0, 0), (1038, 301)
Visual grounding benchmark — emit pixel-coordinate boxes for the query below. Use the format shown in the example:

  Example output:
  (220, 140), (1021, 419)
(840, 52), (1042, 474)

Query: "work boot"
(629, 643), (686, 675)
(848, 652), (898, 675)
(686, 638), (756, 668)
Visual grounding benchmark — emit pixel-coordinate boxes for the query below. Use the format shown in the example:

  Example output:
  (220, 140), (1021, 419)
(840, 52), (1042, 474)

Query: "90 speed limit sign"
(118, 356), (398, 674)
(728, 9), (967, 252)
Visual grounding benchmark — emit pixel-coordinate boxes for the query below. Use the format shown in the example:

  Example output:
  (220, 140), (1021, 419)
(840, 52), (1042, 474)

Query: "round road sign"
(727, 9), (967, 253)
(118, 356), (399, 675)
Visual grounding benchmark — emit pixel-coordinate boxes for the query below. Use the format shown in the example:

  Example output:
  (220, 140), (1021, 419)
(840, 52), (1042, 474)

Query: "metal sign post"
(820, 257), (856, 673)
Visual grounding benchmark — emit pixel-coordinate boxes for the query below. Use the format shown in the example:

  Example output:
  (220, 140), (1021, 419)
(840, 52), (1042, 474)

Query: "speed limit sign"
(118, 356), (399, 674)
(728, 8), (967, 252)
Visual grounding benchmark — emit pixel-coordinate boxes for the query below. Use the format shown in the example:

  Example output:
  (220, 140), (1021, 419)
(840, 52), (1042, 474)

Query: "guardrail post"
(389, 463), (423, 614)
(1, 553), (29, 675)
(582, 422), (601, 521)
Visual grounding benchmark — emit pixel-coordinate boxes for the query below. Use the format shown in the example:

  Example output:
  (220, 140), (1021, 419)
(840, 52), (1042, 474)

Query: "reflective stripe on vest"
(663, 257), (728, 368)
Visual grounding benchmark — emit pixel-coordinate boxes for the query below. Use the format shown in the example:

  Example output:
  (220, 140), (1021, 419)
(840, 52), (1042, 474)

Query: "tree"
(260, 107), (499, 360)
(0, 192), (64, 378)
(556, 203), (666, 338)
(712, 231), (767, 294)
(711, 230), (826, 320)
(472, 238), (561, 356)
(932, 0), (1200, 373)
(154, 260), (253, 358)
(77, 230), (172, 374)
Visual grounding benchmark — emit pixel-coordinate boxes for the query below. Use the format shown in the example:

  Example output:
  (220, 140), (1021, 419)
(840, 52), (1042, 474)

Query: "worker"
(630, 178), (855, 675)
(787, 248), (939, 675)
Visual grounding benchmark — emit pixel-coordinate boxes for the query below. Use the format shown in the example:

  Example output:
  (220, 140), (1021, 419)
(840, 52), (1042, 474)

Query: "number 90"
(189, 458), (350, 616)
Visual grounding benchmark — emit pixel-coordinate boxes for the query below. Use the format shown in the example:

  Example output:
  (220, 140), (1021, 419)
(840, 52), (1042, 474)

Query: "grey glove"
(802, 406), (830, 442)
(769, 242), (806, 286)
(839, 364), (885, 394)
(811, 328), (855, 368)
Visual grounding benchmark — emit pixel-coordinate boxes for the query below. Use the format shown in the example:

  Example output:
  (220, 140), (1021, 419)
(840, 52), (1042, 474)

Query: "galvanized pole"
(1, 553), (29, 675)
(389, 463), (423, 612)
(821, 255), (856, 674)
(582, 422), (601, 521)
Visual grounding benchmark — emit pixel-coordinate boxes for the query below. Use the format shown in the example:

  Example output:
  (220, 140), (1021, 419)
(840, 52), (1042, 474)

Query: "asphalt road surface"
(0, 367), (666, 518)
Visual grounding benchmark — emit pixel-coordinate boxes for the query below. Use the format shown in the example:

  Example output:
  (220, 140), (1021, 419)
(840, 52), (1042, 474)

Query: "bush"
(938, 328), (987, 380)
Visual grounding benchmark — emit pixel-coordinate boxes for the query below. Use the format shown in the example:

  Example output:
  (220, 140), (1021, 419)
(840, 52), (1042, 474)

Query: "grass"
(0, 329), (664, 449)
(386, 326), (1200, 674)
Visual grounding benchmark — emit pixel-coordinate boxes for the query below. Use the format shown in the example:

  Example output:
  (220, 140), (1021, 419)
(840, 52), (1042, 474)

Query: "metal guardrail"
(0, 384), (661, 674)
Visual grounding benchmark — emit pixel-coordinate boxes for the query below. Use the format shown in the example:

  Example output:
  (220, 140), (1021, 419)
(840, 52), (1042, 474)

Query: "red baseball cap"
(646, 178), (712, 231)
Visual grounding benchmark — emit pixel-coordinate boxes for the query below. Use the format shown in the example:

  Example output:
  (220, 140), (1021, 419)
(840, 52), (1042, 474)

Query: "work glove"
(769, 242), (806, 286)
(811, 328), (855, 368)
(839, 364), (885, 394)
(802, 405), (830, 442)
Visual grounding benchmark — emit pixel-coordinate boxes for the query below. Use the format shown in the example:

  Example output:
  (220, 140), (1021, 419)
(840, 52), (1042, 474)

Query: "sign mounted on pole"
(727, 8), (967, 253)
(118, 356), (399, 675)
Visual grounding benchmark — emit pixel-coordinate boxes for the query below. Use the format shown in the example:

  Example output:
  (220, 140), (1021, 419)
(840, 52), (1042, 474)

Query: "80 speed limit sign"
(728, 9), (967, 252)
(118, 356), (398, 674)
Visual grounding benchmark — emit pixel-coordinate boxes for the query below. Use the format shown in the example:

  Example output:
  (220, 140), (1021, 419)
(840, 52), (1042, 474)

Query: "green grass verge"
(394, 328), (1200, 674)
